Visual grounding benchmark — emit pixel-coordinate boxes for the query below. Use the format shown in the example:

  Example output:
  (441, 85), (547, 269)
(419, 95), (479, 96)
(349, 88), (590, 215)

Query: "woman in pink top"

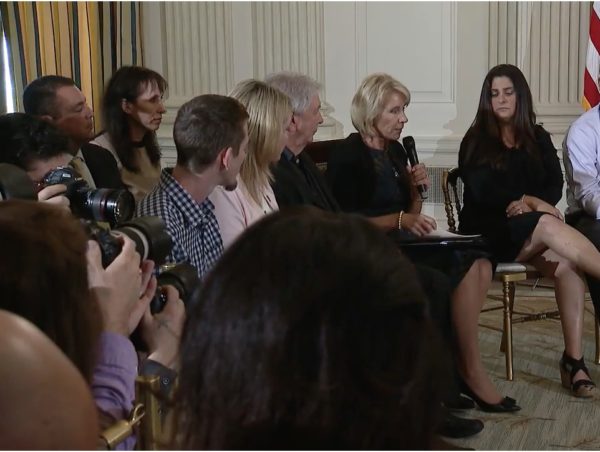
(211, 80), (293, 247)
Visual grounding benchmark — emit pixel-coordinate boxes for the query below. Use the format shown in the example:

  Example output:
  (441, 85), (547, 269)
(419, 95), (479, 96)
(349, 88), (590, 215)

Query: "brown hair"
(175, 206), (444, 449)
(0, 200), (101, 382)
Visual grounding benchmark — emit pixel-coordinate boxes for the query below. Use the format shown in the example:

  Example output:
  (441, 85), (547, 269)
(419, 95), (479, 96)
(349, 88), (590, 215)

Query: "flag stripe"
(583, 2), (600, 110)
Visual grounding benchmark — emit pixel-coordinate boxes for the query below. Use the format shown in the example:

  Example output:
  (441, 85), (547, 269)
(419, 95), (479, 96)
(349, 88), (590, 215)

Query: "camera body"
(151, 262), (199, 314)
(42, 166), (135, 226)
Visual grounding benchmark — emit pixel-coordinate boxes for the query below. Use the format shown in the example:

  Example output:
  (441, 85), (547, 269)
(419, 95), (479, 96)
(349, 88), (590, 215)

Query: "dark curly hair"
(0, 113), (69, 170)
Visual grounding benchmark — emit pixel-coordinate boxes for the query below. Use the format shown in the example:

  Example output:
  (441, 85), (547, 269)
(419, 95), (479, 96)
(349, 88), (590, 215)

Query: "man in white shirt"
(563, 104), (600, 317)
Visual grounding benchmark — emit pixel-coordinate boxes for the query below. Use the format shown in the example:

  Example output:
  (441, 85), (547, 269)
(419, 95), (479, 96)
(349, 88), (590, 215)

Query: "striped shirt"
(136, 168), (224, 279)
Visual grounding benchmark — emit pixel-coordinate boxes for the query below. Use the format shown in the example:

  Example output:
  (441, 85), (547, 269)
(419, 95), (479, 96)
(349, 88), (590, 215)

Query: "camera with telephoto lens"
(86, 216), (173, 269)
(0, 163), (37, 201)
(151, 262), (200, 314)
(42, 166), (135, 226)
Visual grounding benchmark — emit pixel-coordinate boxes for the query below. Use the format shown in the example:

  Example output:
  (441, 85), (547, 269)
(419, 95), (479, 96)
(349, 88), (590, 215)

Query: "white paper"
(422, 229), (481, 239)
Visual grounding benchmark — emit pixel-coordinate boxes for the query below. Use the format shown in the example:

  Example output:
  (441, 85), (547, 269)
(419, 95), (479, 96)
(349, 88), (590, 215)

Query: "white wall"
(142, 1), (588, 219)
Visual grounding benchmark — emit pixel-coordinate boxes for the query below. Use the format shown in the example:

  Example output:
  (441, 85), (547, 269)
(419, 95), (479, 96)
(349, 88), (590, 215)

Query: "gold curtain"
(0, 2), (143, 129)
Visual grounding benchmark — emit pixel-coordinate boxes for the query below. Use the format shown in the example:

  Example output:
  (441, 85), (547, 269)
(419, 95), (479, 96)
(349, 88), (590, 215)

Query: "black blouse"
(457, 126), (563, 239)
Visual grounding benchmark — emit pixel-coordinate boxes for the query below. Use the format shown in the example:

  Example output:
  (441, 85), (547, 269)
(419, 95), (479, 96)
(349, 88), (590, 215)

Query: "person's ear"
(219, 146), (235, 170)
(39, 114), (55, 124)
(289, 113), (300, 134)
(121, 99), (133, 115)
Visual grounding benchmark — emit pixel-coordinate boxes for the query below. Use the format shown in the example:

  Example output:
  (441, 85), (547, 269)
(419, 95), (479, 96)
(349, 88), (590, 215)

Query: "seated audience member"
(92, 66), (167, 202)
(0, 200), (182, 449)
(136, 94), (249, 278)
(23, 75), (124, 189)
(563, 102), (600, 326)
(266, 71), (484, 439)
(459, 64), (600, 398)
(265, 72), (339, 210)
(0, 112), (70, 209)
(210, 80), (292, 247)
(326, 73), (516, 412)
(174, 207), (447, 450)
(0, 310), (98, 449)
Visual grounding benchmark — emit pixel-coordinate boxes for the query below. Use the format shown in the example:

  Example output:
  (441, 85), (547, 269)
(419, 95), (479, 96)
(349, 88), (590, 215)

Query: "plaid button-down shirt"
(135, 168), (224, 279)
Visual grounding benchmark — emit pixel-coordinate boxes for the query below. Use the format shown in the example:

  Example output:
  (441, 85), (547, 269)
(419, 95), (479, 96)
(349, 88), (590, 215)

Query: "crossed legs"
(516, 214), (594, 386)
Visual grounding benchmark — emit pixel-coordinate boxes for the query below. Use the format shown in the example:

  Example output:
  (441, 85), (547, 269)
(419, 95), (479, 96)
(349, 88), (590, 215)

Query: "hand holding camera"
(37, 183), (70, 211)
(140, 285), (186, 370)
(86, 235), (154, 336)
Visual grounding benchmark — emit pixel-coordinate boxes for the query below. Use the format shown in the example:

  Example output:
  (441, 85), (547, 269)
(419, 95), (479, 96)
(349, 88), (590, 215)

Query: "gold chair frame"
(442, 167), (600, 381)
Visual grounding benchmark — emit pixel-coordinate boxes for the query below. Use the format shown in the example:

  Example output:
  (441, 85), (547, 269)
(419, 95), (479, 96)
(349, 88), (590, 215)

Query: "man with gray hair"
(265, 72), (338, 210)
(266, 72), (485, 440)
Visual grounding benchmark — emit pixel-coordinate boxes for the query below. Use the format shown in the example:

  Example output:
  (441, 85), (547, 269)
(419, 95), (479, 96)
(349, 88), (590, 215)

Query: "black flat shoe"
(437, 411), (484, 439)
(460, 381), (521, 413)
(444, 394), (475, 411)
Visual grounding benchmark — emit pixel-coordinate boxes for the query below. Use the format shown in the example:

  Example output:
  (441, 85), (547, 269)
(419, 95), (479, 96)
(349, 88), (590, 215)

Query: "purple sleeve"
(92, 331), (138, 450)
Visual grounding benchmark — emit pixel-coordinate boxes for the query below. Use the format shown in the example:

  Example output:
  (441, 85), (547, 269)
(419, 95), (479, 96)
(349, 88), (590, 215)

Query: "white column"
(488, 1), (589, 141)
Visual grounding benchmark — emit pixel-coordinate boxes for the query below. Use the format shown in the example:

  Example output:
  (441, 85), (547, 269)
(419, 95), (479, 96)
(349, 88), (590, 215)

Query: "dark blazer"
(325, 132), (410, 215)
(81, 143), (125, 189)
(271, 149), (341, 212)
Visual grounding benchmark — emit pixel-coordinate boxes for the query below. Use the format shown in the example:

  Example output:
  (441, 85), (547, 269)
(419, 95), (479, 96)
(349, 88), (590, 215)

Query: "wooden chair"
(303, 139), (343, 172)
(442, 167), (600, 380)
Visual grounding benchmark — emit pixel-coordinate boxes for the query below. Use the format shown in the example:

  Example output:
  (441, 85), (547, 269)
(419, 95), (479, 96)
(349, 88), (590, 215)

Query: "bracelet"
(398, 211), (404, 230)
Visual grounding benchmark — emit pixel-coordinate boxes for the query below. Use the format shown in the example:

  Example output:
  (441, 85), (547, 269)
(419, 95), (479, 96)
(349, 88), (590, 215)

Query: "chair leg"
(502, 279), (514, 381)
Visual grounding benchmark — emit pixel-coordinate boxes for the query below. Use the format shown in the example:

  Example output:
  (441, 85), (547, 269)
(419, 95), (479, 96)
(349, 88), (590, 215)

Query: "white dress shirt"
(563, 105), (600, 218)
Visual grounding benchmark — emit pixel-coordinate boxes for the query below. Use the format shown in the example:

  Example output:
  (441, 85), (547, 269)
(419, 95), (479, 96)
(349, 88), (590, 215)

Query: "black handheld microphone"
(402, 136), (428, 200)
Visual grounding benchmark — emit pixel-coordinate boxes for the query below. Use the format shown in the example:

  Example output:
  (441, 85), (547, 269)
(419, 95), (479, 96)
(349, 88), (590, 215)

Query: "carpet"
(452, 284), (600, 450)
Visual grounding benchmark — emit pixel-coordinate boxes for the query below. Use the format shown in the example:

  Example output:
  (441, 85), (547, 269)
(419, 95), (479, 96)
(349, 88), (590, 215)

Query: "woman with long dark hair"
(460, 63), (600, 398)
(93, 66), (167, 202)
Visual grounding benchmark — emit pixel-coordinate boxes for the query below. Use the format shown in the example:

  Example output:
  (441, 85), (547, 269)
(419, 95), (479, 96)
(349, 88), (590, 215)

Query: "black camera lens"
(42, 166), (135, 226)
(85, 188), (135, 225)
(150, 262), (199, 314)
(115, 216), (172, 264)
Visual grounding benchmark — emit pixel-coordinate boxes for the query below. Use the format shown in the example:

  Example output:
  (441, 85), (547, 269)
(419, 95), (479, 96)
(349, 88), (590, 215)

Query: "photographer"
(0, 112), (71, 209)
(0, 198), (185, 449)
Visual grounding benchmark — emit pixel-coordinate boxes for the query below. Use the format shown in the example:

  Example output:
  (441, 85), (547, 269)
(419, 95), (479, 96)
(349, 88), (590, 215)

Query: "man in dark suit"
(23, 76), (123, 189)
(266, 72), (484, 441)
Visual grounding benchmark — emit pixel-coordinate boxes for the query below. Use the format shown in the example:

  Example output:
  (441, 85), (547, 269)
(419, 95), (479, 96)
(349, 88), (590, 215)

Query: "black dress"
(327, 133), (489, 288)
(458, 126), (563, 262)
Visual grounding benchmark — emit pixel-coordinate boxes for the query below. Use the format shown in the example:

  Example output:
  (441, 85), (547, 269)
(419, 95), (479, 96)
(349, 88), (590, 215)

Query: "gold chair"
(100, 375), (165, 450)
(442, 167), (600, 380)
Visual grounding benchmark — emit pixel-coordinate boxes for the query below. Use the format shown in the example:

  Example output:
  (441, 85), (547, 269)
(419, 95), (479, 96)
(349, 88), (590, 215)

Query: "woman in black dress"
(327, 73), (518, 412)
(459, 64), (599, 398)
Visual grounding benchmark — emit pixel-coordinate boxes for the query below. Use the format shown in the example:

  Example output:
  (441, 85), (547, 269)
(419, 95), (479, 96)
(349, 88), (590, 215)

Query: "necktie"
(70, 156), (97, 188)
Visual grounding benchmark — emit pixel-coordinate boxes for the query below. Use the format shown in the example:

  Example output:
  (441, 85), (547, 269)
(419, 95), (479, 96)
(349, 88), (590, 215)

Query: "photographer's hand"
(86, 236), (144, 336)
(37, 184), (70, 211)
(140, 285), (185, 370)
(127, 260), (157, 334)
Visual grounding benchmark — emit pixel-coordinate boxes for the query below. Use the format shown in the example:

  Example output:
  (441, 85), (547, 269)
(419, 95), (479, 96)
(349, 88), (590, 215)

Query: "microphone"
(402, 136), (428, 200)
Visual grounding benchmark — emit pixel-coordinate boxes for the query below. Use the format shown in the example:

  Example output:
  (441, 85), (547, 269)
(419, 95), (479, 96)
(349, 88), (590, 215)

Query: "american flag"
(583, 2), (600, 110)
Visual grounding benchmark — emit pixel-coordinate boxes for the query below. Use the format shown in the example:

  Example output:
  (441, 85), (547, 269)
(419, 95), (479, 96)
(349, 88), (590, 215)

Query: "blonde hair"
(229, 79), (292, 206)
(350, 73), (411, 137)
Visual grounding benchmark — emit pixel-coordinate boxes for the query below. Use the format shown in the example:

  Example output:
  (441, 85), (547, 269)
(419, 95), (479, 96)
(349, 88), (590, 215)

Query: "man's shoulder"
(571, 106), (599, 132)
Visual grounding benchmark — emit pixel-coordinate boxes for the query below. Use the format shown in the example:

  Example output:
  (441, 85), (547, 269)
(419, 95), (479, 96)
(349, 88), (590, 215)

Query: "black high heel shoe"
(459, 380), (521, 413)
(559, 351), (596, 398)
